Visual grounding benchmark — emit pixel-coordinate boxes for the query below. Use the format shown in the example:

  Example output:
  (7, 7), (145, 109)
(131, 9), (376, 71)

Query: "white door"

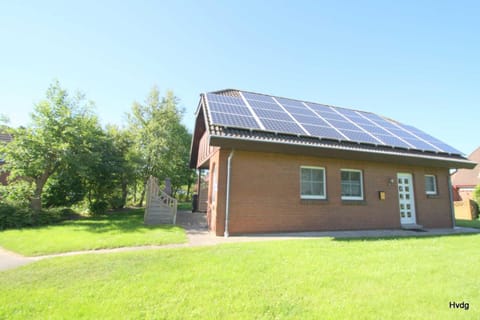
(397, 173), (416, 225)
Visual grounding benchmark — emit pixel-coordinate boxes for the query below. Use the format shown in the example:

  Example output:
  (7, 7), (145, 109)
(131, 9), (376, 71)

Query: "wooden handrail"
(145, 176), (177, 224)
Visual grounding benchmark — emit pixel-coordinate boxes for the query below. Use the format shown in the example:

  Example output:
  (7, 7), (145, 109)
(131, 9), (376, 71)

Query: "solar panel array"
(205, 92), (462, 155)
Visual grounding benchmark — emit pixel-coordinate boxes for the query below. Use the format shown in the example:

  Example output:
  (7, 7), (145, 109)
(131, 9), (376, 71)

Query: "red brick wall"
(212, 150), (453, 235)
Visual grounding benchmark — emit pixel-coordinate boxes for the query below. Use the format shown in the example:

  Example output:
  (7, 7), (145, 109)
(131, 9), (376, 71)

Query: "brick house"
(451, 147), (480, 220)
(190, 90), (476, 236)
(451, 147), (480, 201)
(0, 133), (13, 185)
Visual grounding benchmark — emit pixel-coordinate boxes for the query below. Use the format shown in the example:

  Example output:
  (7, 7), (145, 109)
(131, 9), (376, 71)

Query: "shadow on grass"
(455, 219), (480, 229)
(53, 208), (182, 234)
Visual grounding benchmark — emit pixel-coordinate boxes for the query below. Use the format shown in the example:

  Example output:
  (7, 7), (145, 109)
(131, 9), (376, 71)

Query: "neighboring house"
(190, 89), (475, 236)
(451, 147), (480, 201)
(0, 132), (13, 185)
(451, 147), (480, 220)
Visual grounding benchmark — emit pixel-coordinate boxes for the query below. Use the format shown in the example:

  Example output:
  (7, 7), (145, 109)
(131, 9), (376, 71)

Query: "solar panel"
(242, 92), (275, 102)
(209, 102), (253, 116)
(357, 124), (391, 135)
(206, 94), (261, 129)
(282, 105), (316, 116)
(388, 128), (414, 139)
(292, 114), (330, 126)
(307, 103), (333, 113)
(205, 91), (462, 155)
(261, 118), (305, 134)
(361, 113), (400, 130)
(210, 112), (261, 129)
(253, 108), (292, 121)
(247, 100), (280, 110)
(398, 124), (462, 154)
(315, 111), (347, 122)
(328, 119), (360, 131)
(206, 93), (244, 106)
(403, 138), (438, 152)
(335, 108), (362, 117)
(432, 142), (463, 155)
(344, 115), (373, 126)
(341, 130), (380, 145)
(302, 125), (345, 140)
(275, 97), (305, 107)
(375, 135), (411, 149)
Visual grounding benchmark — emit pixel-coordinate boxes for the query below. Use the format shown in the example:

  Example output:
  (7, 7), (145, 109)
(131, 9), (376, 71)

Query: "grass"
(456, 218), (480, 229)
(1, 234), (479, 319)
(178, 201), (192, 211)
(0, 208), (186, 256)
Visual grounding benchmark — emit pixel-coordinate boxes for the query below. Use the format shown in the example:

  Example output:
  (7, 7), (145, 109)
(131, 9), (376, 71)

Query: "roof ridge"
(208, 88), (375, 115)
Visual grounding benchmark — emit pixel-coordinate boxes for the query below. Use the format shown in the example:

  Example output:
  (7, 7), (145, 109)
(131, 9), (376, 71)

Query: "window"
(425, 175), (437, 195)
(341, 169), (363, 200)
(300, 166), (326, 199)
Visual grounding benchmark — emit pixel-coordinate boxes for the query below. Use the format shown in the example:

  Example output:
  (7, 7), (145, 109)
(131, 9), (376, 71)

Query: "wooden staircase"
(144, 176), (177, 225)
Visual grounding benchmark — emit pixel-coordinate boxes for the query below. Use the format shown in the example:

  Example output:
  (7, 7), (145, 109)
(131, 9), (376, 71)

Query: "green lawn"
(456, 218), (480, 229)
(1, 235), (479, 319)
(0, 209), (186, 256)
(178, 201), (192, 211)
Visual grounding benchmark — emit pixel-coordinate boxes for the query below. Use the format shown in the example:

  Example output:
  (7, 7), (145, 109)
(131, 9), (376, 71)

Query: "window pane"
(341, 170), (363, 199)
(300, 167), (325, 197)
(311, 182), (323, 196)
(301, 168), (311, 181)
(312, 169), (323, 181)
(301, 181), (311, 195)
(351, 184), (361, 196)
(350, 171), (360, 181)
(425, 175), (436, 193)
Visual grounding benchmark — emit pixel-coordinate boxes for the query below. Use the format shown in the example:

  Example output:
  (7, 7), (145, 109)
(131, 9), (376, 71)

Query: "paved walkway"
(0, 247), (40, 271)
(1, 210), (479, 271)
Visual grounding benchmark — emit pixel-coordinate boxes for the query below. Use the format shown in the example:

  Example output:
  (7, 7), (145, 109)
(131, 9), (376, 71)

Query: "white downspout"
(224, 149), (234, 238)
(448, 170), (457, 228)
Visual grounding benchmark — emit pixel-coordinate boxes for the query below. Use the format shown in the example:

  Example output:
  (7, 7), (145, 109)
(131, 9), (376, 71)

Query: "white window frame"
(425, 174), (437, 195)
(340, 169), (364, 200)
(300, 166), (326, 200)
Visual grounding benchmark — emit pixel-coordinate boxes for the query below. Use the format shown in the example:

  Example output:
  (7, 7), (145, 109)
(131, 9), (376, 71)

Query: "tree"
(0, 81), (101, 212)
(0, 114), (9, 130)
(474, 185), (480, 207)
(127, 87), (193, 205)
(106, 125), (142, 208)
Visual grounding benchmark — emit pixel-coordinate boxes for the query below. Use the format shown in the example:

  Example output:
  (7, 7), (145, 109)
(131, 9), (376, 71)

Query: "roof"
(190, 89), (476, 169)
(0, 133), (12, 143)
(451, 147), (480, 187)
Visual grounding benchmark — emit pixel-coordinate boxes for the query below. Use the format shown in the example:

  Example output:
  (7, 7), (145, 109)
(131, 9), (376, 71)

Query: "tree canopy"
(0, 81), (194, 216)
(128, 86), (194, 205)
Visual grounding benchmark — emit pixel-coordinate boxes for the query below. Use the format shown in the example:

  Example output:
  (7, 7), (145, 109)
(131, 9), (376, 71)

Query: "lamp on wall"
(388, 178), (395, 186)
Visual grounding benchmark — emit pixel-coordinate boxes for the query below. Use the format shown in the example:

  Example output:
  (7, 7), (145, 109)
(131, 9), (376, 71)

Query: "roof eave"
(209, 135), (476, 169)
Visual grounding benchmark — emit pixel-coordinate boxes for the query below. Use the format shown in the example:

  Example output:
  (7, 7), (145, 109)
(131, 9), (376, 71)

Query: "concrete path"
(1, 210), (479, 272)
(0, 247), (40, 271)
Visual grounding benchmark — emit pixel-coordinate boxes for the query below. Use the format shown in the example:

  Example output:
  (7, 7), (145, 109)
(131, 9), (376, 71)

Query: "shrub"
(0, 181), (33, 208)
(107, 194), (125, 210)
(0, 204), (70, 230)
(88, 200), (109, 215)
(0, 204), (34, 229)
(474, 185), (480, 208)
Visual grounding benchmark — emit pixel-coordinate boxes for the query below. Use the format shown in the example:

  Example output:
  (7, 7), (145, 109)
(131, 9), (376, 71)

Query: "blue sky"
(0, 1), (478, 155)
